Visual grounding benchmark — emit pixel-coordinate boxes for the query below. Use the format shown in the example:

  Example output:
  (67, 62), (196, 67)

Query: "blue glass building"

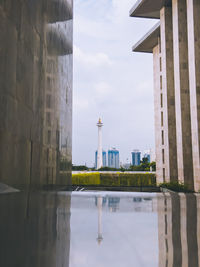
(131, 150), (141, 166)
(108, 148), (119, 169)
(95, 151), (107, 169)
(143, 152), (151, 163)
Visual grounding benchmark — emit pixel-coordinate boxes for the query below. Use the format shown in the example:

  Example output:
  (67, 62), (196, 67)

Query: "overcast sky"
(73, 0), (158, 167)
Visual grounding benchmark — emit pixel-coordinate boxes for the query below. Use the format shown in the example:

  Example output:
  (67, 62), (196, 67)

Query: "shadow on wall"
(0, 0), (73, 190)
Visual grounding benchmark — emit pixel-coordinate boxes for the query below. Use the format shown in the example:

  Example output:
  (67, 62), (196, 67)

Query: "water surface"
(0, 191), (199, 267)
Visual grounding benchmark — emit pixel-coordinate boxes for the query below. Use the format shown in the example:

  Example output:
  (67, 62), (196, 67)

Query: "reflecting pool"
(0, 191), (200, 267)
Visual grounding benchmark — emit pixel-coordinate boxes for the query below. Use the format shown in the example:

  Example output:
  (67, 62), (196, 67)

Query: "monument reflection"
(1, 191), (200, 267)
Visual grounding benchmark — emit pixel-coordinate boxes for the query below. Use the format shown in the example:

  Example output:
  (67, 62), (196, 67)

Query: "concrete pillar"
(172, 0), (194, 189)
(187, 0), (200, 191)
(153, 45), (163, 183)
(160, 7), (178, 183)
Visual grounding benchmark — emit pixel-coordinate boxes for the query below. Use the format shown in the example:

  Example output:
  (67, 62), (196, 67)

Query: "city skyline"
(72, 0), (156, 166)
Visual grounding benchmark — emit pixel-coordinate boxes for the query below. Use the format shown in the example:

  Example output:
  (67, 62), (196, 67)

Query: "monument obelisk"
(97, 118), (103, 169)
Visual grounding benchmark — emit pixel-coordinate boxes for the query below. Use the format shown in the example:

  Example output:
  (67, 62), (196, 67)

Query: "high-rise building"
(95, 151), (106, 169)
(131, 150), (141, 166)
(130, 0), (200, 191)
(143, 152), (150, 163)
(108, 148), (119, 169)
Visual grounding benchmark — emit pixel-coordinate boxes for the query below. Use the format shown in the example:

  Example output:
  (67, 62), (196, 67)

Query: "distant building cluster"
(130, 149), (154, 167)
(95, 147), (155, 169)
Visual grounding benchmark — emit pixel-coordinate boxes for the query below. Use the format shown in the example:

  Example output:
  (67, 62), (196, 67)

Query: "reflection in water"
(1, 191), (200, 267)
(70, 192), (200, 267)
(158, 193), (200, 267)
(0, 192), (71, 267)
(96, 196), (103, 245)
(70, 192), (158, 267)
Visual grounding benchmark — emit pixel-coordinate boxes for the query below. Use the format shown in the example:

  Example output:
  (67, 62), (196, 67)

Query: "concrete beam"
(132, 22), (160, 53)
(129, 0), (171, 19)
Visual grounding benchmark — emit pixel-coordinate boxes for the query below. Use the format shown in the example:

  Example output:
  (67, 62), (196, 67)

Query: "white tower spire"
(97, 118), (103, 169)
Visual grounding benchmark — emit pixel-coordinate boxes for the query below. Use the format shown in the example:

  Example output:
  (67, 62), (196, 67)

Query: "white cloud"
(74, 46), (112, 67)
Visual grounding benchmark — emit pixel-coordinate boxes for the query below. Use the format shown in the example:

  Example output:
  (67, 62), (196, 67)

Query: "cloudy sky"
(73, 0), (158, 166)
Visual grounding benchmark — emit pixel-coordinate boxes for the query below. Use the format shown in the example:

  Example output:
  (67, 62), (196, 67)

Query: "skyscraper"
(143, 152), (151, 163)
(131, 150), (141, 166)
(108, 148), (119, 169)
(95, 151), (106, 169)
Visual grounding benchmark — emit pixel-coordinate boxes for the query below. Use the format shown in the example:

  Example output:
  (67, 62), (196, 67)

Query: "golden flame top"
(98, 118), (102, 124)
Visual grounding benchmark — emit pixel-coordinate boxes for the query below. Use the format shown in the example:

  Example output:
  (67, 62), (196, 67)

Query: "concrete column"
(172, 0), (194, 189)
(160, 7), (178, 182)
(187, 0), (200, 191)
(153, 45), (163, 183)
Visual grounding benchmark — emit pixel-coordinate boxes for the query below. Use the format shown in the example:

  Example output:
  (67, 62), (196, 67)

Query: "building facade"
(95, 151), (106, 169)
(131, 150), (141, 166)
(143, 151), (151, 163)
(0, 0), (73, 189)
(108, 148), (120, 169)
(130, 0), (200, 191)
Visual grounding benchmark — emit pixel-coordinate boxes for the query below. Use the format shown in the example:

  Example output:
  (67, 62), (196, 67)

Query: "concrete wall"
(172, 0), (194, 189)
(160, 6), (178, 183)
(0, 0), (73, 189)
(187, 0), (200, 191)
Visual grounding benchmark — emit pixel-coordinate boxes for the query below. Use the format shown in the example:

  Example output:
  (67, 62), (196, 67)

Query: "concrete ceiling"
(129, 0), (171, 19)
(132, 22), (160, 53)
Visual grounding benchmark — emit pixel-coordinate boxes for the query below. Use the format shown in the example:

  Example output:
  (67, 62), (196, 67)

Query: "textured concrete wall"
(160, 7), (178, 183)
(187, 0), (200, 192)
(0, 0), (73, 189)
(172, 0), (194, 189)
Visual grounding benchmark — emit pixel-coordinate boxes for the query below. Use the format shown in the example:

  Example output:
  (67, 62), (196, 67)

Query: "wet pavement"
(0, 190), (200, 267)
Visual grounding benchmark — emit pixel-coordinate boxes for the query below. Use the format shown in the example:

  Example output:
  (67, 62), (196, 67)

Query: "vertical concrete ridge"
(172, 0), (194, 189)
